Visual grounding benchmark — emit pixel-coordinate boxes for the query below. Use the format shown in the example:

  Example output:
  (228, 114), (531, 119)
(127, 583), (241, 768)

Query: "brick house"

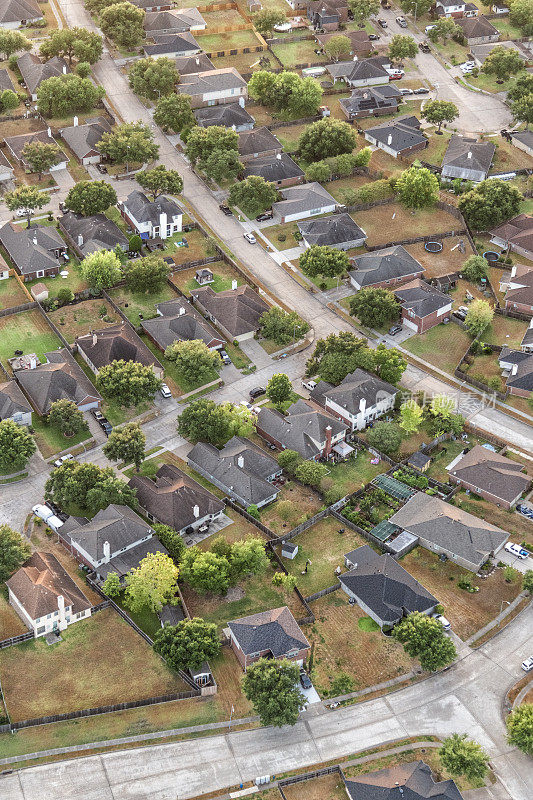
(364, 116), (428, 159)
(498, 348), (533, 398)
(490, 215), (533, 262)
(349, 245), (425, 292)
(394, 279), (452, 333)
(454, 15), (500, 43)
(255, 399), (348, 460)
(0, 222), (67, 282)
(227, 606), (311, 671)
(500, 264), (533, 316)
(243, 154), (305, 188)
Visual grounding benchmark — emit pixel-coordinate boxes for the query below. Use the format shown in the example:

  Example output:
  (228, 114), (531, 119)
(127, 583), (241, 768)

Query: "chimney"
(195, 57), (200, 65)
(179, 306), (186, 316)
(73, 115), (79, 127)
(512, 363), (518, 376)
(231, 279), (237, 290)
(29, 355), (37, 369)
(103, 540), (111, 562)
(57, 594), (65, 622)
(77, 234), (84, 247)
(237, 455), (244, 468)
(159, 210), (167, 235)
(387, 133), (393, 146)
(511, 265), (517, 278)
(62, 64), (67, 74)
(47, 126), (52, 138)
(32, 235), (38, 245)
(239, 95), (245, 108)
(359, 397), (366, 415)
(232, 123), (236, 131)
(324, 424), (333, 457)
(467, 151), (472, 159)
(193, 504), (200, 518)
(276, 153), (282, 159)
(92, 332), (97, 346)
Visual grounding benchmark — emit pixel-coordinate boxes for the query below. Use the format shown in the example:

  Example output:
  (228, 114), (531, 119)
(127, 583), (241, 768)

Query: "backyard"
(324, 450), (389, 497)
(423, 434), (488, 483)
(0, 585), (27, 639)
(456, 490), (533, 548)
(140, 332), (221, 396)
(0, 310), (61, 371)
(46, 298), (120, 343)
(271, 40), (327, 68)
(196, 29), (261, 54)
(0, 277), (31, 310)
(350, 204), (460, 248)
(108, 283), (178, 326)
(404, 236), (474, 279)
(170, 260), (244, 294)
(259, 480), (323, 535)
(25, 256), (88, 296)
(403, 322), (472, 375)
(31, 414), (92, 460)
(282, 773), (347, 800)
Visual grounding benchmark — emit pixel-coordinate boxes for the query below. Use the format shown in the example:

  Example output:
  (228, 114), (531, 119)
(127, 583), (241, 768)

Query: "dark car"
(368, 33), (380, 40)
(256, 210), (273, 222)
(413, 87), (430, 94)
(388, 324), (403, 335)
(249, 387), (266, 400)
(96, 163), (107, 174)
(378, 18), (388, 27)
(220, 349), (231, 365)
(300, 670), (312, 690)
(101, 422), (113, 437)
(418, 42), (431, 53)
(219, 204), (233, 216)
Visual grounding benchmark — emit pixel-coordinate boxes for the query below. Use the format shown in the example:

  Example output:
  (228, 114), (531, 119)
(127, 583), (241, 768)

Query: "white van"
(302, 67), (326, 77)
(302, 379), (317, 391)
(505, 542), (529, 560)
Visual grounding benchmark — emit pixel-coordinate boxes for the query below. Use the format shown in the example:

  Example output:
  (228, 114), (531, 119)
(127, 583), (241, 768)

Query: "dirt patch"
(47, 299), (118, 344)
(404, 236), (474, 280)
(351, 204), (460, 249)
(225, 586), (245, 602)
(259, 481), (323, 535)
(283, 772), (347, 800)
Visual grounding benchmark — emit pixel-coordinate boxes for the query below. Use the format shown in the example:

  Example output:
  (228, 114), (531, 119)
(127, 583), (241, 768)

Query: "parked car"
(101, 421), (113, 437)
(380, 0), (391, 7)
(32, 504), (54, 522)
(522, 656), (533, 672)
(413, 87), (430, 94)
(46, 501), (68, 522)
(425, 24), (436, 33)
(433, 613), (451, 631)
(96, 163), (107, 174)
(240, 400), (253, 411)
(302, 379), (317, 391)
(454, 310), (467, 321)
(516, 504), (533, 519)
(92, 408), (105, 422)
(418, 42), (430, 53)
(378, 18), (388, 27)
(300, 670), (312, 689)
(400, 88), (413, 95)
(219, 204), (233, 216)
(388, 324), (403, 335)
(505, 542), (529, 559)
(388, 70), (404, 80)
(249, 386), (266, 399)
(220, 349), (232, 365)
(160, 383), (172, 398)
(243, 233), (257, 244)
(460, 61), (476, 74)
(53, 453), (74, 469)
(368, 33), (380, 40)
(396, 16), (407, 26)
(256, 210), (273, 222)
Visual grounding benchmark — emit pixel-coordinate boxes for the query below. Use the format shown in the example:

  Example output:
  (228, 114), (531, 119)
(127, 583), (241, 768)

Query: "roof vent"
(467, 151), (472, 159)
(193, 504), (200, 518)
(387, 133), (393, 146)
(237, 455), (244, 468)
(276, 153), (282, 159)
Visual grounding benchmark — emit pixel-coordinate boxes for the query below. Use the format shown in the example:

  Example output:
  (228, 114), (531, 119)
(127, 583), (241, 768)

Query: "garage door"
(403, 317), (418, 332)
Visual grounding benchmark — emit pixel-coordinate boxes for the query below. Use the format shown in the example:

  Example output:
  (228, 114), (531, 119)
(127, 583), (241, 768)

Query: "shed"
(196, 267), (214, 285)
(30, 282), (49, 302)
(282, 541), (298, 559)
(407, 451), (431, 473)
(188, 661), (213, 686)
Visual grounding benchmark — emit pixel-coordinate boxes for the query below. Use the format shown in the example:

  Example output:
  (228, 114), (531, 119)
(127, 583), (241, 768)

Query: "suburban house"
(194, 102), (255, 131)
(364, 116), (428, 159)
(471, 40), (525, 68)
(141, 297), (225, 352)
(345, 762), (464, 800)
(4, 129), (68, 173)
(0, 222), (67, 281)
(340, 545), (438, 629)
(498, 348), (533, 397)
(298, 213), (367, 250)
(0, 150), (14, 183)
(174, 53), (215, 76)
(143, 8), (207, 35)
(0, 0), (42, 28)
(446, 444), (531, 509)
(227, 606), (310, 671)
(521, 320), (533, 353)
(435, 0), (478, 17)
(0, 68), (16, 94)
(307, 0), (348, 31)
(394, 279), (452, 333)
(237, 127), (282, 163)
(59, 212), (129, 258)
(59, 118), (112, 165)
(272, 182), (337, 224)
(187, 436), (282, 508)
(310, 369), (398, 431)
(455, 15), (500, 43)
(190, 284), (269, 342)
(6, 552), (91, 638)
(119, 191), (183, 241)
(441, 135), (495, 183)
(75, 323), (164, 379)
(388, 492), (509, 572)
(326, 56), (390, 88)
(510, 130), (533, 158)
(131, 0), (173, 11)
(0, 380), (32, 425)
(177, 68), (248, 109)
(256, 398), (349, 460)
(15, 349), (102, 415)
(499, 264), (533, 315)
(316, 30), (372, 58)
(340, 85), (402, 120)
(58, 504), (168, 581)
(16, 53), (69, 100)
(128, 463), (225, 535)
(349, 245), (425, 291)
(490, 215), (533, 262)
(143, 32), (201, 58)
(243, 154), (305, 188)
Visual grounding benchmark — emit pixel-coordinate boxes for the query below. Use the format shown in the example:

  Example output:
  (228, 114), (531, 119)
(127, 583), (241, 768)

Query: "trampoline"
(483, 251), (500, 264)
(424, 241), (443, 253)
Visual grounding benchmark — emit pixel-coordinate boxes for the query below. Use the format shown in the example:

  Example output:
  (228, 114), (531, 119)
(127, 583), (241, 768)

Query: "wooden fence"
(0, 631), (34, 650)
(278, 765), (346, 800)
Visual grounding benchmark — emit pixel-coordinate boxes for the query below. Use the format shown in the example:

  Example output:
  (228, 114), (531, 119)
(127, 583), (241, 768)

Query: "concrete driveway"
(496, 548), (533, 575)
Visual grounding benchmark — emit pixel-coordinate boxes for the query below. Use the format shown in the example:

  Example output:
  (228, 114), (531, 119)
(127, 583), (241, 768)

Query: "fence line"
(0, 631), (34, 650)
(0, 300), (37, 318)
(305, 583), (340, 603)
(36, 301), (73, 352)
(224, 497), (278, 539)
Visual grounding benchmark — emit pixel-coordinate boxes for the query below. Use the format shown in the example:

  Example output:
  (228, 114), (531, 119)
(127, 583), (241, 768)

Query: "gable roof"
(0, 380), (32, 420)
(122, 190), (182, 226)
(340, 84), (401, 116)
(345, 761), (463, 800)
(140, 297), (224, 350)
(0, 222), (65, 275)
(256, 399), (348, 459)
(237, 126), (282, 157)
(174, 53), (215, 75)
(15, 348), (102, 415)
(6, 552), (91, 621)
(455, 14), (499, 38)
(491, 214), (533, 257)
(4, 128), (67, 168)
(327, 55), (389, 83)
(228, 606), (309, 656)
(17, 53), (68, 95)
(511, 130), (533, 152)
(500, 348), (533, 392)
(60, 118), (112, 161)
(60, 504), (154, 560)
(191, 284), (269, 337)
(59, 212), (129, 256)
(298, 212), (366, 247)
(350, 245), (424, 288)
(310, 368), (397, 415)
(194, 102), (255, 129)
(273, 182), (336, 218)
(178, 67), (247, 97)
(448, 444), (531, 505)
(75, 323), (163, 372)
(504, 265), (533, 309)
(394, 279), (450, 319)
(143, 31), (200, 56)
(0, 68), (16, 94)
(144, 7), (206, 32)
(243, 153), (304, 183)
(442, 134), (495, 176)
(365, 115), (427, 154)
(0, 0), (41, 24)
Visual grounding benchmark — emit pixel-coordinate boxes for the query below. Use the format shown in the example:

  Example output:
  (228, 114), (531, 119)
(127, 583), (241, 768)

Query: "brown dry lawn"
(198, 509), (271, 551)
(403, 321), (472, 375)
(170, 259), (244, 294)
(209, 648), (252, 719)
(47, 299), (119, 344)
(404, 236), (474, 280)
(283, 772), (347, 800)
(351, 204), (459, 248)
(0, 587), (27, 638)
(260, 481), (323, 535)
(457, 490), (533, 548)
(0, 277), (30, 310)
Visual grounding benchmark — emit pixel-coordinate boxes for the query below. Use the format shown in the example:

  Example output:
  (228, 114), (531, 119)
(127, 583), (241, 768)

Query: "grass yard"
(202, 7), (247, 27)
(262, 220), (302, 250)
(140, 333), (220, 396)
(423, 434), (486, 483)
(271, 40), (327, 68)
(108, 283), (178, 325)
(0, 584), (28, 639)
(456, 490), (533, 548)
(467, 69), (521, 95)
(105, 206), (130, 234)
(483, 313), (528, 350)
(0, 277), (30, 310)
(433, 38), (469, 65)
(351, 204), (460, 248)
(490, 17), (524, 39)
(171, 260), (244, 294)
(413, 130), (452, 167)
(259, 480), (323, 535)
(0, 310), (61, 371)
(196, 29), (261, 53)
(404, 238), (475, 280)
(102, 397), (151, 427)
(464, 352), (505, 391)
(324, 450), (389, 497)
(449, 278), (486, 309)
(282, 773), (347, 800)
(162, 229), (211, 265)
(490, 136), (533, 174)
(26, 257), (88, 296)
(304, 591), (414, 697)
(198, 508), (271, 551)
(31, 414), (91, 460)
(275, 123), (308, 152)
(46, 299), (119, 343)
(324, 174), (373, 203)
(403, 322), (472, 375)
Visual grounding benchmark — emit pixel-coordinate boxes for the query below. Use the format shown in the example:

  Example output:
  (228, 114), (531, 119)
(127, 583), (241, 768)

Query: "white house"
(0, 0), (43, 29)
(272, 182), (337, 224)
(120, 190), (183, 240)
(310, 369), (398, 431)
(0, 380), (33, 425)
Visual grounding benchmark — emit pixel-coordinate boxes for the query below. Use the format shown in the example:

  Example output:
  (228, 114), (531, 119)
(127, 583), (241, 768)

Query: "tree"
(429, 393), (456, 419)
(458, 179), (523, 231)
(229, 538), (268, 582)
(392, 612), (457, 671)
(5, 185), (49, 228)
(400, 0), (432, 15)
(122, 254), (170, 294)
(439, 735), (490, 785)
(97, 122), (159, 170)
(0, 29), (31, 60)
(349, 288), (398, 328)
(367, 422), (403, 455)
(64, 180), (117, 216)
(397, 167), (439, 209)
(427, 18), (461, 43)
(399, 399), (424, 434)
(523, 570), (533, 594)
(277, 449), (302, 474)
(45, 461), (137, 512)
(266, 373), (293, 408)
(461, 255), (488, 283)
(465, 299), (494, 337)
(178, 399), (253, 446)
(294, 460), (328, 488)
(506, 703), (533, 756)
(153, 618), (220, 671)
(80, 249), (122, 291)
(165, 339), (221, 383)
(228, 176), (278, 219)
(37, 74), (105, 118)
(305, 160), (333, 183)
(124, 551), (179, 613)
(511, 94), (533, 128)
(389, 34), (417, 61)
(324, 35), (352, 62)
(242, 658), (306, 727)
(253, 8), (285, 37)
(348, 0), (380, 26)
(307, 332), (376, 385)
(204, 149), (243, 184)
(300, 245), (350, 279)
(76, 61), (91, 78)
(298, 118), (357, 163)
(374, 344), (407, 384)
(100, 2), (145, 49)
(103, 422), (146, 471)
(136, 165), (183, 199)
(180, 547), (231, 594)
(1, 90), (19, 115)
(247, 70), (278, 106)
(509, 0), (533, 35)
(0, 419), (36, 473)
(102, 572), (122, 597)
(48, 399), (88, 438)
(39, 27), (103, 65)
(421, 100), (459, 133)
(129, 57), (179, 100)
(0, 525), (31, 583)
(97, 360), (162, 407)
(153, 92), (195, 134)
(153, 523), (185, 564)
(248, 70), (322, 116)
(272, 572), (297, 593)
(507, 73), (533, 104)
(259, 307), (309, 346)
(21, 142), (61, 181)
(482, 45), (524, 82)
(185, 125), (239, 166)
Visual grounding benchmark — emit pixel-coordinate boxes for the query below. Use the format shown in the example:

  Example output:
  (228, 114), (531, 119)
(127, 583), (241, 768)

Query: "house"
(498, 347), (533, 397)
(0, 222), (67, 281)
(340, 545), (438, 629)
(0, 0), (42, 28)
(227, 606), (310, 671)
(6, 552), (91, 638)
(307, 0), (348, 31)
(58, 504), (168, 580)
(131, 0), (173, 10)
(256, 398), (349, 460)
(455, 15), (500, 43)
(0, 380), (32, 425)
(326, 56), (390, 88)
(15, 348), (102, 415)
(188, 436), (281, 508)
(119, 190), (183, 240)
(174, 53), (215, 76)
(243, 153), (304, 188)
(447, 444), (531, 509)
(194, 102), (255, 132)
(364, 116), (428, 158)
(315, 30), (372, 58)
(388, 492), (509, 572)
(510, 130), (533, 158)
(394, 279), (452, 333)
(298, 213), (366, 250)
(59, 212), (129, 258)
(441, 135), (495, 183)
(75, 323), (164, 379)
(500, 264), (533, 315)
(141, 297), (225, 352)
(0, 68), (16, 93)
(128, 463), (225, 534)
(273, 182), (337, 224)
(340, 85), (402, 120)
(0, 150), (14, 183)
(345, 762), (464, 800)
(17, 53), (69, 100)
(190, 284), (269, 342)
(471, 40), (526, 68)
(60, 118), (112, 165)
(435, 0), (478, 17)
(177, 68), (247, 109)
(349, 245), (425, 291)
(310, 369), (398, 431)
(521, 320), (533, 353)
(143, 31), (201, 58)
(144, 8), (207, 35)
(237, 127), (282, 163)
(4, 128), (68, 173)
(490, 215), (533, 262)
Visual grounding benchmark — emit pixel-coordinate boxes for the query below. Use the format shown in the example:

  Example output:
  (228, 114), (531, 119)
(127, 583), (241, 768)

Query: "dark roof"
(350, 245), (424, 288)
(490, 214), (533, 256)
(143, 31), (200, 56)
(0, 380), (32, 420)
(345, 761), (463, 800)
(0, 0), (41, 24)
(455, 15), (499, 38)
(228, 606), (309, 657)
(122, 191), (182, 226)
(178, 68), (247, 97)
(0, 222), (65, 275)
(394, 279), (450, 319)
(298, 213), (366, 247)
(243, 153), (304, 183)
(141, 297), (224, 350)
(408, 451), (431, 470)
(59, 504), (154, 563)
(60, 118), (112, 161)
(327, 55), (389, 83)
(4, 128), (67, 168)
(158, 602), (185, 626)
(59, 212), (128, 256)
(6, 552), (91, 621)
(340, 84), (401, 116)
(195, 102), (255, 129)
(191, 284), (269, 338)
(273, 182), (336, 218)
(128, 463), (225, 532)
(504, 265), (533, 307)
(365, 115), (427, 154)
(17, 53), (69, 95)
(448, 444), (531, 505)
(256, 399), (348, 460)
(442, 134), (495, 176)
(238, 127), (281, 157)
(75, 323), (163, 372)
(501, 348), (533, 392)
(522, 324), (533, 348)
(511, 130), (533, 151)
(0, 68), (16, 94)
(311, 368), (397, 416)
(144, 7), (206, 32)
(99, 537), (168, 579)
(174, 53), (215, 75)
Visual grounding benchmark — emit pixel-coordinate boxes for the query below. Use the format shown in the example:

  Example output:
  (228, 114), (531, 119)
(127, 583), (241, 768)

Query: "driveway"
(496, 548), (533, 575)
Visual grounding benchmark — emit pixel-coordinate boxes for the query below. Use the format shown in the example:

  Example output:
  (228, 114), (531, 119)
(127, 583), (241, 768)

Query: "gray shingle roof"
(349, 244), (424, 288)
(122, 190), (182, 226)
(178, 68), (247, 97)
(298, 213), (366, 247)
(504, 265), (533, 307)
(0, 222), (66, 276)
(455, 15), (499, 38)
(17, 53), (69, 95)
(340, 85), (401, 116)
(191, 284), (268, 338)
(511, 130), (533, 151)
(273, 182), (336, 218)
(327, 55), (389, 83)
(98, 536), (169, 579)
(442, 134), (495, 176)
(243, 153), (304, 183)
(141, 297), (224, 350)
(6, 552), (91, 621)
(501, 349), (533, 392)
(256, 399), (348, 460)
(345, 761), (463, 800)
(144, 7), (206, 32)
(75, 323), (163, 372)
(365, 115), (427, 154)
(311, 368), (397, 416)
(143, 31), (200, 56)
(228, 606), (309, 657)
(0, 380), (32, 421)
(174, 53), (215, 75)
(0, 0), (41, 24)
(60, 504), (154, 562)
(4, 128), (67, 168)
(394, 279), (450, 319)
(448, 444), (531, 505)
(59, 212), (128, 256)
(194, 102), (255, 129)
(60, 118), (112, 161)
(0, 68), (16, 94)
(237, 126), (281, 157)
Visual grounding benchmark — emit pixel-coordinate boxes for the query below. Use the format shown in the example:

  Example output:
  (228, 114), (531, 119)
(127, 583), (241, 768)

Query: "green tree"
(180, 547), (231, 594)
(462, 255), (488, 283)
(0, 29), (31, 60)
(124, 551), (179, 612)
(348, 0), (380, 26)
(122, 254), (170, 293)
(298, 118), (357, 163)
(80, 249), (122, 291)
(266, 373), (293, 408)
(45, 460), (137, 512)
(164, 339), (221, 383)
(300, 245), (350, 279)
(242, 658), (306, 727)
(464, 299), (494, 337)
(294, 460), (328, 488)
(103, 422), (146, 471)
(277, 449), (302, 474)
(429, 393), (456, 418)
(374, 343), (407, 384)
(39, 27), (103, 65)
(153, 617), (220, 671)
(5, 185), (48, 228)
(428, 18), (461, 43)
(64, 180), (117, 216)
(392, 612), (457, 671)
(246, 504), (260, 520)
(323, 35), (352, 62)
(439, 735), (490, 785)
(100, 2), (145, 49)
(399, 399), (424, 434)
(272, 571), (297, 593)
(305, 160), (333, 183)
(185, 125), (239, 166)
(203, 149), (243, 184)
(48, 399), (88, 437)
(306, 332), (376, 385)
(37, 74), (105, 117)
(102, 572), (122, 597)
(97, 360), (162, 407)
(21, 141), (61, 181)
(228, 176), (278, 219)
(253, 8), (285, 36)
(458, 179), (523, 231)
(247, 70), (278, 106)
(506, 703), (533, 756)
(396, 167), (439, 209)
(97, 122), (159, 170)
(229, 538), (269, 582)
(421, 100), (459, 133)
(76, 61), (91, 78)
(367, 422), (403, 455)
(507, 73), (533, 103)
(136, 164), (183, 199)
(129, 57), (179, 100)
(178, 399), (253, 446)
(259, 307), (309, 346)
(482, 45), (524, 82)
(0, 419), (36, 472)
(511, 94), (533, 128)
(389, 34), (417, 61)
(153, 92), (195, 134)
(1, 89), (19, 114)
(509, 0), (533, 35)
(523, 569), (533, 594)
(400, 0), (432, 15)
(0, 525), (31, 583)
(349, 288), (398, 328)
(153, 523), (186, 563)
(274, 72), (322, 117)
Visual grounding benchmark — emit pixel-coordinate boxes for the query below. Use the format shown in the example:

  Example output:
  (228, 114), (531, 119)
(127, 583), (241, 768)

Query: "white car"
(505, 542), (529, 560)
(32, 504), (54, 522)
(53, 453), (74, 469)
(522, 656), (533, 672)
(302, 379), (317, 391)
(243, 233), (256, 244)
(425, 24), (436, 32)
(160, 383), (172, 398)
(240, 400), (253, 411)
(433, 613), (451, 631)
(460, 61), (476, 73)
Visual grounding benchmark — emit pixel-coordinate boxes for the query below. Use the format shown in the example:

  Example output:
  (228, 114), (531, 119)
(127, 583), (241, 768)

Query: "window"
(46, 614), (51, 619)
(13, 412), (22, 422)
(36, 626), (45, 634)
(36, 270), (45, 278)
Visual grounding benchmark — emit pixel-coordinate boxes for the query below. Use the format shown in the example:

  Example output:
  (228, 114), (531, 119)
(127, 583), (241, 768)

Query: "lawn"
(467, 69), (522, 95)
(283, 773), (347, 800)
(105, 206), (130, 234)
(464, 352), (505, 391)
(490, 136), (533, 174)
(414, 130), (452, 167)
(31, 414), (92, 460)
(423, 434), (486, 484)
(171, 260), (244, 294)
(0, 584), (27, 639)
(403, 238), (474, 280)
(275, 123), (308, 152)
(490, 17), (524, 39)
(271, 40), (327, 68)
(324, 450), (390, 497)
(46, 298), (120, 343)
(403, 322), (472, 375)
(140, 332), (221, 396)
(0, 277), (30, 310)
(262, 221), (302, 250)
(26, 256), (88, 296)
(198, 508), (271, 551)
(196, 29), (261, 53)
(0, 310), (62, 371)
(456, 490), (533, 548)
(103, 396), (152, 426)
(259, 480), (323, 535)
(351, 204), (460, 248)
(108, 283), (178, 325)
(324, 174), (372, 203)
(162, 229), (212, 265)
(202, 7), (246, 27)
(483, 313), (528, 350)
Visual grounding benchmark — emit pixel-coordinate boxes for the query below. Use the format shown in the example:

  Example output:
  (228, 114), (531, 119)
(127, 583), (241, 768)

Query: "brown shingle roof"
(191, 284), (269, 338)
(75, 323), (163, 372)
(6, 552), (91, 621)
(448, 444), (531, 505)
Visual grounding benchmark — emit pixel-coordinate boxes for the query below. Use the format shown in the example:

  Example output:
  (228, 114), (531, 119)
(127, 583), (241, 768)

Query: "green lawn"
(31, 415), (92, 460)
(0, 310), (62, 369)
(403, 323), (472, 375)
(103, 397), (152, 427)
(170, 260), (244, 294)
(25, 254), (87, 296)
(262, 221), (302, 250)
(275, 123), (308, 152)
(196, 29), (260, 53)
(467, 69), (523, 95)
(108, 284), (178, 325)
(105, 206), (129, 235)
(324, 450), (389, 497)
(483, 313), (528, 350)
(271, 40), (327, 68)
(490, 17), (524, 39)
